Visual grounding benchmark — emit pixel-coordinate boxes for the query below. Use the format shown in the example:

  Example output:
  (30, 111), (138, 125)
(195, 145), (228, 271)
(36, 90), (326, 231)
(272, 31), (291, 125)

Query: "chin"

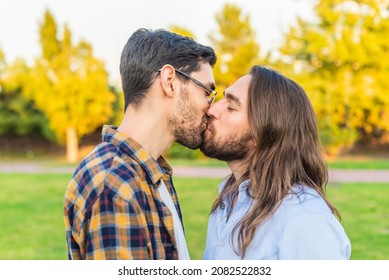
(179, 134), (202, 150)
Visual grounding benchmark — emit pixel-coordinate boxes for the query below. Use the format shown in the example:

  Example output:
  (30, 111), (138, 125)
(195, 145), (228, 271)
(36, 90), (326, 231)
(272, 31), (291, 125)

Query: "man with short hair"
(64, 28), (217, 260)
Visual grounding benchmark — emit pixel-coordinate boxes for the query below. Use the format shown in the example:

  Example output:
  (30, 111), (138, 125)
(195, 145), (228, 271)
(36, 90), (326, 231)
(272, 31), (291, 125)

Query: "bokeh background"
(0, 0), (388, 259)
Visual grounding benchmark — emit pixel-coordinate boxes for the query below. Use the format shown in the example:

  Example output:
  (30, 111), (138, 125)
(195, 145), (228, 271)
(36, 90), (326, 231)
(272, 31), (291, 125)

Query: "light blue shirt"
(203, 179), (351, 260)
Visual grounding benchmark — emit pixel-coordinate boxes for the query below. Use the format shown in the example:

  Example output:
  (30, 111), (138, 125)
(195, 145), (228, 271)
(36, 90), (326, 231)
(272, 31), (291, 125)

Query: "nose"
(206, 100), (220, 119)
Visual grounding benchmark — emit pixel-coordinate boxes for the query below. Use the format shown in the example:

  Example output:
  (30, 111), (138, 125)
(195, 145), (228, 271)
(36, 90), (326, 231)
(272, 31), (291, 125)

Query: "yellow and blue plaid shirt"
(64, 125), (182, 259)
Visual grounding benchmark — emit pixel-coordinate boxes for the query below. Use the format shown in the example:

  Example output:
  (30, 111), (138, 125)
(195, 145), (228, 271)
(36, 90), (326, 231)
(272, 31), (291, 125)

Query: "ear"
(159, 64), (177, 98)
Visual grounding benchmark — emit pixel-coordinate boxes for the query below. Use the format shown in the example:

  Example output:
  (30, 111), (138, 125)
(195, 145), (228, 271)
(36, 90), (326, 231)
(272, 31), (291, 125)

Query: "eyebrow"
(224, 92), (241, 107)
(203, 80), (215, 91)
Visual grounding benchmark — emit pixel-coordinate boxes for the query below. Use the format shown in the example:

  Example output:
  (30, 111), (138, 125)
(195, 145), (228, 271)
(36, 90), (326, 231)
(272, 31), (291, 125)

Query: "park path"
(0, 162), (389, 183)
(173, 167), (389, 183)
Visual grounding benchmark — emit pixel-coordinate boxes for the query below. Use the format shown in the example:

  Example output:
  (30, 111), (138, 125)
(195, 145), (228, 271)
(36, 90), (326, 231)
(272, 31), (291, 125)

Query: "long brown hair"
(211, 66), (340, 258)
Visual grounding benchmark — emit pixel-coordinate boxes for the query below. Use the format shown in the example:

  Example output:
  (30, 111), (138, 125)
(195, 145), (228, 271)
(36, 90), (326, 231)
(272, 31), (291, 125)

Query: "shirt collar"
(101, 125), (172, 185)
(218, 177), (250, 193)
(219, 178), (252, 211)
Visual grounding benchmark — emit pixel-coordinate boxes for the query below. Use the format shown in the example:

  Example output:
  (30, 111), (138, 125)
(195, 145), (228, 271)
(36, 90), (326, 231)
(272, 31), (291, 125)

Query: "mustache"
(204, 115), (213, 126)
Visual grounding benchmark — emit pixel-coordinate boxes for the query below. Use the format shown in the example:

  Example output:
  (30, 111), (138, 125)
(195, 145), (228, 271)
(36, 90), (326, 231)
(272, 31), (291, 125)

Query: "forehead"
(225, 74), (251, 105)
(191, 63), (215, 83)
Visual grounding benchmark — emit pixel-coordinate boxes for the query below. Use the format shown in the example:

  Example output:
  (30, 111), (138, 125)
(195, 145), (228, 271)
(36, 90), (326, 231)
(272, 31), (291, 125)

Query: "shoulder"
(269, 185), (340, 236)
(66, 142), (147, 209)
(272, 186), (351, 258)
(275, 209), (351, 259)
(278, 185), (332, 216)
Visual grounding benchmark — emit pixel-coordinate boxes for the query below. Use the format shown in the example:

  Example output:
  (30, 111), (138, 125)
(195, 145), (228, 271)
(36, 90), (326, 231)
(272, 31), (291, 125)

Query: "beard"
(200, 127), (252, 162)
(168, 88), (207, 150)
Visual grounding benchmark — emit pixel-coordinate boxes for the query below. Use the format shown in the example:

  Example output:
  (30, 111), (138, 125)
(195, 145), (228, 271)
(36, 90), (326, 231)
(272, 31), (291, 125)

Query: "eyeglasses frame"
(158, 68), (217, 104)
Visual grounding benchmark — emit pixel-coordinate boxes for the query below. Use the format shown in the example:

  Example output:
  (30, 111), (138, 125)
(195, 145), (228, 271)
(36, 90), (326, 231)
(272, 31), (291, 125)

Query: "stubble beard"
(200, 128), (252, 162)
(169, 88), (206, 150)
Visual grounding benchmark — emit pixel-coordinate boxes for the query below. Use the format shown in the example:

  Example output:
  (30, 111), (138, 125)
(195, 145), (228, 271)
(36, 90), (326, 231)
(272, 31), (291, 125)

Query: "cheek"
(237, 115), (250, 130)
(224, 117), (250, 136)
(193, 94), (209, 111)
(191, 101), (204, 116)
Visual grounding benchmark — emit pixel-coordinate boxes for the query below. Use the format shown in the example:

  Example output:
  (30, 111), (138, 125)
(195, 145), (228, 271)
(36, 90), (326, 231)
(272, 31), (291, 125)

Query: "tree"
(0, 51), (51, 139)
(279, 0), (389, 154)
(26, 10), (115, 162)
(209, 3), (261, 91)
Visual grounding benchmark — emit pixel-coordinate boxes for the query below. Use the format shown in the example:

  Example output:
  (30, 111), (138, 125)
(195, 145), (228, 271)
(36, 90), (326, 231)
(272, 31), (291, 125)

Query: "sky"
(0, 0), (316, 83)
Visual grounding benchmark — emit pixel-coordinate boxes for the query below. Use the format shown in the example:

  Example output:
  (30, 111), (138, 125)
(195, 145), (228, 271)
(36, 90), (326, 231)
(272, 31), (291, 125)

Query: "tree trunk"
(66, 126), (79, 163)
(344, 70), (354, 151)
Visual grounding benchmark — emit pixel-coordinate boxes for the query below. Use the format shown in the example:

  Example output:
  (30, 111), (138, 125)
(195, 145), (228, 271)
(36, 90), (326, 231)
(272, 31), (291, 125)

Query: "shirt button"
(217, 241), (221, 246)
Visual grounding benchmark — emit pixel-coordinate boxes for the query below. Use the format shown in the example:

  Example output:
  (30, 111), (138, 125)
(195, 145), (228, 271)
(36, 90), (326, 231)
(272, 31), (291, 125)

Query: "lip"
(205, 121), (214, 133)
(201, 116), (209, 131)
(201, 122), (207, 132)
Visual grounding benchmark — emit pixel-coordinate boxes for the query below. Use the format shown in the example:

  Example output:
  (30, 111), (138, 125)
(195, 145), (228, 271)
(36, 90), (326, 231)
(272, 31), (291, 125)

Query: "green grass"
(0, 174), (388, 259)
(327, 159), (389, 170)
(174, 177), (220, 259)
(0, 173), (72, 259)
(326, 183), (389, 260)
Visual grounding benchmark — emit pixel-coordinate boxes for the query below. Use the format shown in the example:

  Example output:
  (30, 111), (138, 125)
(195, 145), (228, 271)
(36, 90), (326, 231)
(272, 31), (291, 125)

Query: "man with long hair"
(64, 28), (217, 259)
(201, 66), (351, 259)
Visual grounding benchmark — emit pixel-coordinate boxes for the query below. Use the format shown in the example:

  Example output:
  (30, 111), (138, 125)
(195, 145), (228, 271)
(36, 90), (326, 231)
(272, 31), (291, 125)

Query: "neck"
(227, 160), (249, 181)
(117, 104), (174, 159)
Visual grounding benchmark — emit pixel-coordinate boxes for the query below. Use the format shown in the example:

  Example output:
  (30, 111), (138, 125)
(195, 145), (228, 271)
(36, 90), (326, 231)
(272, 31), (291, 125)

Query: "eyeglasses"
(158, 68), (217, 104)
(174, 69), (217, 104)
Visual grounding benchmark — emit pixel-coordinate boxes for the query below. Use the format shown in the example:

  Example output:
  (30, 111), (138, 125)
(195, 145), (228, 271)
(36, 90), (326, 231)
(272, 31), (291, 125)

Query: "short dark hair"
(120, 28), (217, 110)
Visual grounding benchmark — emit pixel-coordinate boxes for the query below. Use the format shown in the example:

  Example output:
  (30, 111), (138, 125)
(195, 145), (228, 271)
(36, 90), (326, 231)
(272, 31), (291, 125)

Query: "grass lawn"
(0, 173), (72, 259)
(327, 159), (389, 170)
(0, 173), (388, 260)
(326, 183), (389, 260)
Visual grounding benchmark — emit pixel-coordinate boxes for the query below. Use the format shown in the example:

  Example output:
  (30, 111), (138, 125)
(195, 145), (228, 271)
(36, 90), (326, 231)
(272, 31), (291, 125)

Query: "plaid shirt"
(64, 125), (182, 259)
